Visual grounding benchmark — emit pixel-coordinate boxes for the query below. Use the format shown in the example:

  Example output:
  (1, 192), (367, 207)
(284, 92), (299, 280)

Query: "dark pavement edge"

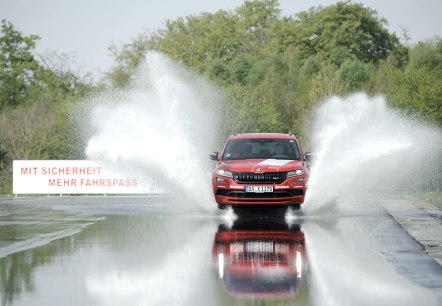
(382, 196), (442, 266)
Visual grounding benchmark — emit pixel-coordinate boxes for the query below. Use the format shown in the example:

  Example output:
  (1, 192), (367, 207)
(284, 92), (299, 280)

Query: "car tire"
(289, 203), (301, 210)
(217, 203), (227, 210)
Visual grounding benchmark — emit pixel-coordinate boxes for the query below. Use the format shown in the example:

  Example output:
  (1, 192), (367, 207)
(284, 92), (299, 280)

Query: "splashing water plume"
(83, 52), (224, 212)
(305, 93), (441, 213)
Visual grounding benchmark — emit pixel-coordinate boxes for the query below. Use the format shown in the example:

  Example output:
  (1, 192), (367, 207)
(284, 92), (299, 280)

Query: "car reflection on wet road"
(213, 218), (306, 299)
(0, 196), (441, 306)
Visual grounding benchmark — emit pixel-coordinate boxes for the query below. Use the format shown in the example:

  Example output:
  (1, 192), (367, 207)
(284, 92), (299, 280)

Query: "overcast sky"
(1, 0), (441, 80)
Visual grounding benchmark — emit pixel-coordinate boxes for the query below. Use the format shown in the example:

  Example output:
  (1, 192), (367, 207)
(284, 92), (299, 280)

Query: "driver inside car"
(273, 144), (288, 159)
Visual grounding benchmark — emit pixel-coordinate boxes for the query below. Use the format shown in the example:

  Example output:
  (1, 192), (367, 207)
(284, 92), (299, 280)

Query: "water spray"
(304, 93), (441, 213)
(82, 51), (225, 212)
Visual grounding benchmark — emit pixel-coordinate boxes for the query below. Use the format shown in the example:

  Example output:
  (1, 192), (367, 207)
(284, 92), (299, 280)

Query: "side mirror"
(210, 152), (219, 161)
(304, 152), (312, 169)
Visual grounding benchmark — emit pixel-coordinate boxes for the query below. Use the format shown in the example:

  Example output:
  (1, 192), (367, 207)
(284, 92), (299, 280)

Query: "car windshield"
(222, 138), (301, 161)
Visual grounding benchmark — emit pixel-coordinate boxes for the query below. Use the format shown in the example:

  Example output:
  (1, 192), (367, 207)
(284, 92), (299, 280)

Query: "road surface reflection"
(0, 198), (441, 306)
(213, 218), (306, 300)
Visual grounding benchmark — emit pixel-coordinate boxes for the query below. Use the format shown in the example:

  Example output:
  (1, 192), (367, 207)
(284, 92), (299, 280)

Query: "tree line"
(1, 0), (441, 193)
(0, 19), (93, 192)
(106, 0), (441, 141)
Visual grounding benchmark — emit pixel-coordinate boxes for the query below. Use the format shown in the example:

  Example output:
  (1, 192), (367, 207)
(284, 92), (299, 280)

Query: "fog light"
(216, 177), (224, 182)
(295, 178), (304, 182)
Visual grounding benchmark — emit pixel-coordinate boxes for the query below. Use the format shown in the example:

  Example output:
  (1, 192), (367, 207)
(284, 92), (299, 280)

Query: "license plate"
(246, 186), (273, 193)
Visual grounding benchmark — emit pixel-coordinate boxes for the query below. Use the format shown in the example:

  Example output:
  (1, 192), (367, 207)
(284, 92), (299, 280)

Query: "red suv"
(210, 133), (309, 209)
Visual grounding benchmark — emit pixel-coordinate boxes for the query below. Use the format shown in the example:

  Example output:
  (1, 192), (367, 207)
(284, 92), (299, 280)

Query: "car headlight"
(287, 169), (304, 178)
(216, 169), (233, 178)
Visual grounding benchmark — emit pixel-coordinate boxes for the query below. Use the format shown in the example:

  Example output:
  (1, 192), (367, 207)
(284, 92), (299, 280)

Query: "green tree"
(106, 32), (159, 88)
(0, 21), (94, 193)
(387, 70), (442, 126)
(337, 59), (370, 91)
(407, 39), (442, 74)
(235, 0), (281, 53)
(293, 1), (400, 65)
(104, 0), (442, 137)
(0, 20), (42, 109)
(230, 54), (255, 84)
(159, 11), (240, 67)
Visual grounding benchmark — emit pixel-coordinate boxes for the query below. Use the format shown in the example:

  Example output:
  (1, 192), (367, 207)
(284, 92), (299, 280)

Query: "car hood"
(218, 159), (303, 173)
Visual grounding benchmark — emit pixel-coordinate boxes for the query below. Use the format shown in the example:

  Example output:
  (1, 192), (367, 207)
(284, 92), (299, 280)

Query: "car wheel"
(289, 203), (301, 210)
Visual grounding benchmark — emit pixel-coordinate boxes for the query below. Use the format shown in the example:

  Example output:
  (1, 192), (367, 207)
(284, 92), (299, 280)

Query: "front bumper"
(213, 176), (306, 206)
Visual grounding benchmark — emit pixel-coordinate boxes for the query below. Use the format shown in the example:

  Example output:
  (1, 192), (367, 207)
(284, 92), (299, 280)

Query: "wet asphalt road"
(0, 196), (441, 306)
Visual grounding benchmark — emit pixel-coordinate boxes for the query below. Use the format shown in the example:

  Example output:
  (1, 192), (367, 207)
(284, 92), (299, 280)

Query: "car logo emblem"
(256, 168), (262, 173)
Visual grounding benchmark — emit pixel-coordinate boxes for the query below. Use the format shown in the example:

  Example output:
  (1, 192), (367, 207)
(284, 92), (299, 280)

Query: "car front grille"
(216, 190), (304, 198)
(233, 172), (287, 184)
